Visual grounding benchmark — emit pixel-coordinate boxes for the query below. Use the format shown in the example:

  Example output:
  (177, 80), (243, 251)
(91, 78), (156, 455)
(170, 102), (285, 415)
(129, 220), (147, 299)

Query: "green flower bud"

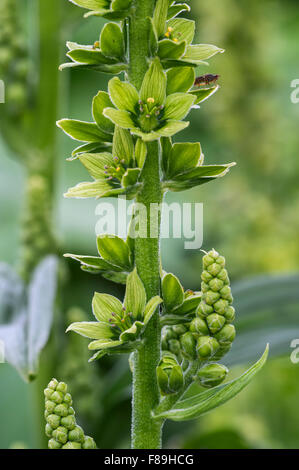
(197, 363), (228, 388)
(62, 442), (82, 449)
(213, 344), (232, 361)
(51, 391), (64, 404)
(180, 332), (197, 360)
(82, 436), (97, 449)
(209, 278), (224, 292)
(172, 325), (188, 336)
(54, 403), (69, 417)
(157, 353), (184, 396)
(168, 339), (181, 357)
(215, 324), (236, 345)
(61, 415), (76, 431)
(45, 400), (56, 413)
(47, 414), (61, 430)
(201, 282), (210, 293)
(206, 314), (226, 335)
(219, 285), (233, 302)
(190, 317), (209, 336)
(68, 426), (85, 443)
(213, 299), (229, 315)
(203, 291), (221, 306)
(201, 270), (213, 283)
(48, 439), (62, 449)
(224, 306), (235, 323)
(217, 268), (229, 283)
(206, 263), (222, 276)
(52, 426), (68, 445)
(196, 336), (220, 359)
(45, 423), (53, 438)
(197, 301), (214, 317)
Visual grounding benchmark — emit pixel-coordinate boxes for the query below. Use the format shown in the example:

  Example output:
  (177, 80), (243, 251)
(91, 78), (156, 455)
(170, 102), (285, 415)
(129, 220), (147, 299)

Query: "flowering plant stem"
(128, 0), (163, 448)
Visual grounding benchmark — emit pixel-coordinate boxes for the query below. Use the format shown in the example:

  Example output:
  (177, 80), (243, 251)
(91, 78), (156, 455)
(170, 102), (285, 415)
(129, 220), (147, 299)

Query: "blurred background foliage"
(0, 0), (298, 449)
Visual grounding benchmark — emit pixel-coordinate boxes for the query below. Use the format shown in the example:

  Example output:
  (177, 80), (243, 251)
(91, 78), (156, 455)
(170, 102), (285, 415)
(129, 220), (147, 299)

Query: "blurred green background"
(0, 0), (299, 449)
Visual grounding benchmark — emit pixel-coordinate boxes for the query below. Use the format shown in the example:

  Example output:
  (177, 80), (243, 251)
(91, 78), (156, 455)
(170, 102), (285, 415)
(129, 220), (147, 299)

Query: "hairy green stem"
(128, 0), (163, 449)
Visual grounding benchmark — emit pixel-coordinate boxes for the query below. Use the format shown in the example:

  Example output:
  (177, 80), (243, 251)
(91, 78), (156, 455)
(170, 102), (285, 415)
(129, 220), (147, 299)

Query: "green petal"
(156, 120), (189, 138)
(100, 23), (125, 60)
(166, 142), (202, 178)
(66, 321), (113, 340)
(64, 180), (111, 199)
(64, 253), (122, 271)
(153, 0), (169, 38)
(88, 339), (123, 350)
(124, 268), (146, 319)
(57, 119), (112, 143)
(140, 58), (166, 106)
(92, 92), (115, 134)
(144, 296), (163, 324)
(97, 234), (132, 270)
(113, 126), (134, 165)
(166, 67), (195, 94)
(182, 44), (224, 64)
(68, 0), (108, 11)
(78, 152), (113, 179)
(167, 18), (195, 44)
(108, 77), (139, 113)
(163, 93), (195, 120)
(92, 292), (123, 322)
(158, 39), (186, 60)
(103, 108), (136, 129)
(119, 321), (144, 342)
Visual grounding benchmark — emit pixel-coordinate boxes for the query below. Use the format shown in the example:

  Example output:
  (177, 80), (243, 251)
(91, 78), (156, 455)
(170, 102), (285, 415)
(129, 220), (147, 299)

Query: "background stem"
(128, 0), (163, 449)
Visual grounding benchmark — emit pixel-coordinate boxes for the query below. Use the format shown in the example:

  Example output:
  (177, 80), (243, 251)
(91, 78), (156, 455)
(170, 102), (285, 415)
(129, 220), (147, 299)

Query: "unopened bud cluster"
(44, 378), (96, 449)
(157, 352), (184, 395)
(162, 250), (235, 389)
(0, 0), (31, 115)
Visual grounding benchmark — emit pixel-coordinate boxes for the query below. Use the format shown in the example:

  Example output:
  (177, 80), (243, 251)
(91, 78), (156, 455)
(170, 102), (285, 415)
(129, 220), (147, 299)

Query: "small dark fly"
(194, 74), (220, 87)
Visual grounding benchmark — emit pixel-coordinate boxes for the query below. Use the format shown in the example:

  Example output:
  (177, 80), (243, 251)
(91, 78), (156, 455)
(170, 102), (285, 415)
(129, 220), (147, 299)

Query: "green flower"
(44, 378), (96, 449)
(67, 269), (162, 361)
(157, 351), (184, 395)
(68, 0), (132, 20)
(103, 58), (196, 142)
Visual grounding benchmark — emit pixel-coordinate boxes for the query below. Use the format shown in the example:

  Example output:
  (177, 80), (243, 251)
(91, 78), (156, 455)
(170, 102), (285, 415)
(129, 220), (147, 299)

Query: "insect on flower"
(194, 74), (220, 87)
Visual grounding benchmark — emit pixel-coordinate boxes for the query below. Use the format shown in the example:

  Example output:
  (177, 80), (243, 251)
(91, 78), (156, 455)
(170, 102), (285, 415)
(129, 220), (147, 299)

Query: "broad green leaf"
(172, 293), (202, 315)
(92, 292), (123, 322)
(103, 108), (136, 129)
(66, 321), (112, 339)
(78, 152), (113, 179)
(71, 142), (112, 158)
(64, 180), (111, 198)
(162, 273), (184, 311)
(153, 345), (269, 421)
(100, 22), (125, 60)
(166, 142), (201, 178)
(60, 61), (127, 74)
(92, 91), (115, 134)
(97, 234), (132, 270)
(163, 93), (195, 120)
(174, 163), (236, 180)
(167, 18), (195, 44)
(64, 253), (122, 271)
(182, 44), (224, 63)
(57, 119), (112, 142)
(140, 58), (167, 106)
(166, 67), (195, 94)
(67, 48), (118, 65)
(113, 126), (134, 165)
(158, 39), (186, 60)
(124, 269), (147, 319)
(68, 0), (108, 11)
(157, 119), (189, 137)
(108, 77), (139, 113)
(153, 0), (169, 38)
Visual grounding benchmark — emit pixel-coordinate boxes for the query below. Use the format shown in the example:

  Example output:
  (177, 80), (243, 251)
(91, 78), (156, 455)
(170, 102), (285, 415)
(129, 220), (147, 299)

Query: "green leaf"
(60, 61), (127, 74)
(100, 22), (125, 60)
(153, 345), (269, 421)
(156, 119), (189, 138)
(167, 18), (195, 44)
(68, 0), (108, 11)
(166, 142), (202, 178)
(103, 108), (136, 129)
(88, 339), (123, 352)
(166, 67), (195, 94)
(140, 58), (167, 106)
(172, 293), (202, 315)
(122, 168), (140, 188)
(64, 253), (122, 271)
(182, 44), (224, 64)
(153, 0), (169, 38)
(163, 93), (195, 120)
(162, 273), (184, 311)
(124, 268), (147, 319)
(97, 235), (132, 270)
(57, 119), (112, 143)
(71, 142), (112, 157)
(108, 77), (139, 113)
(158, 39), (186, 60)
(66, 321), (112, 339)
(92, 92), (115, 134)
(92, 292), (123, 322)
(111, 0), (131, 11)
(174, 163), (236, 180)
(148, 17), (158, 56)
(190, 86), (219, 105)
(113, 126), (134, 165)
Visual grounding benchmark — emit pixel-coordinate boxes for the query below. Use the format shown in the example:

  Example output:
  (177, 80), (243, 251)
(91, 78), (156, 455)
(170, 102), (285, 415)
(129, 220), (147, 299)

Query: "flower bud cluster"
(20, 175), (57, 281)
(44, 378), (96, 449)
(0, 0), (31, 115)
